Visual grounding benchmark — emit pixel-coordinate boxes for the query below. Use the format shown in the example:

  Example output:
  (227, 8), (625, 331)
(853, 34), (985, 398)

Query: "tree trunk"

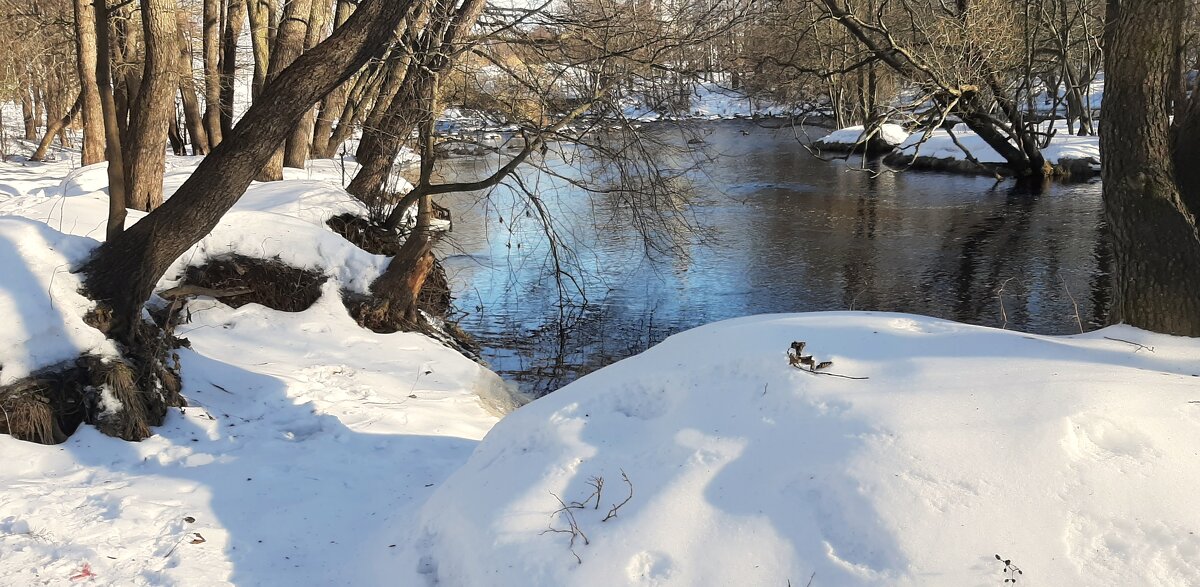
(202, 0), (223, 147)
(125, 0), (180, 211)
(74, 0), (107, 165)
(219, 0), (246, 135)
(96, 0), (129, 241)
(83, 0), (411, 342)
(283, 0), (332, 168)
(30, 95), (82, 161)
(259, 0), (313, 180)
(1100, 0), (1200, 336)
(245, 0), (271, 99)
(20, 89), (36, 140)
(311, 0), (355, 158)
(176, 24), (210, 155)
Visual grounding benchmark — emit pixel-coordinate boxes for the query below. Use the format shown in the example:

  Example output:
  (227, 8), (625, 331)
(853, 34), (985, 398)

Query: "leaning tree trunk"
(73, 0), (106, 165)
(29, 95), (82, 161)
(1100, 0), (1200, 336)
(83, 0), (411, 342)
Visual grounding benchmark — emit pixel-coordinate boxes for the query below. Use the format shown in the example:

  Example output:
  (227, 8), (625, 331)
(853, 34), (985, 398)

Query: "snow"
(0, 155), (512, 586)
(417, 313), (1200, 586)
(815, 124), (910, 149)
(897, 122), (1100, 167)
(0, 215), (116, 384)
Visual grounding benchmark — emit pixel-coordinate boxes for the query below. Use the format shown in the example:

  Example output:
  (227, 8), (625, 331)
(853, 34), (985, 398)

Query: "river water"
(435, 120), (1107, 396)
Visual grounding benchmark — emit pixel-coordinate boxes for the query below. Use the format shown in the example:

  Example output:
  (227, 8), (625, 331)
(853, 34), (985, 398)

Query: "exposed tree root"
(0, 308), (185, 445)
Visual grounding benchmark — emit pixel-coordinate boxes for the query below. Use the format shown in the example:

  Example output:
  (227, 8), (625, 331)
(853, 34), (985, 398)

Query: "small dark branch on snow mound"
(1102, 336), (1155, 353)
(787, 341), (868, 380)
(602, 470), (634, 522)
(541, 492), (589, 564)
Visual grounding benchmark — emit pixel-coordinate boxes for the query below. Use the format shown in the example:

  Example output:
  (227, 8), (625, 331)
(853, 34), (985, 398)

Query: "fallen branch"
(159, 285), (254, 300)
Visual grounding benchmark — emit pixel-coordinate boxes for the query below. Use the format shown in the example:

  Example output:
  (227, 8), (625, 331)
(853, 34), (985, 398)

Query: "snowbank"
(417, 313), (1200, 586)
(892, 122), (1100, 176)
(0, 156), (513, 585)
(814, 124), (909, 154)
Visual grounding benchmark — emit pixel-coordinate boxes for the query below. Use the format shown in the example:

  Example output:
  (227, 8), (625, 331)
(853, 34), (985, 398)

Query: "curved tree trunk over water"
(1100, 0), (1200, 336)
(83, 0), (412, 342)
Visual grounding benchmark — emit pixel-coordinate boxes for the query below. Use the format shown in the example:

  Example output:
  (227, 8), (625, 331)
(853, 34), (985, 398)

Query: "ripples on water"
(434, 120), (1107, 396)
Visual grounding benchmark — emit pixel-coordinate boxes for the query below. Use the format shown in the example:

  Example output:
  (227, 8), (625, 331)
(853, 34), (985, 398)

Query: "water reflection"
(434, 120), (1107, 396)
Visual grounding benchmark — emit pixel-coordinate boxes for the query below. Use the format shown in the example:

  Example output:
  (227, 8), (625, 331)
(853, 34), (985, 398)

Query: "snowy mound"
(418, 313), (1200, 586)
(815, 124), (909, 152)
(0, 217), (115, 384)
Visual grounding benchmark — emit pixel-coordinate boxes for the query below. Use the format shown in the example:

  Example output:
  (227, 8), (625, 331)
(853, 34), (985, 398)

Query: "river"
(435, 119), (1107, 396)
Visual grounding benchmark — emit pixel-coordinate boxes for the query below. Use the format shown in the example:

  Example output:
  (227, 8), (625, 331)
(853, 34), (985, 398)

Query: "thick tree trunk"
(219, 0), (246, 135)
(74, 0), (106, 165)
(125, 0), (180, 211)
(30, 95), (82, 162)
(284, 0), (332, 168)
(96, 0), (129, 241)
(83, 0), (411, 342)
(202, 0), (223, 147)
(259, 0), (313, 179)
(1100, 0), (1200, 336)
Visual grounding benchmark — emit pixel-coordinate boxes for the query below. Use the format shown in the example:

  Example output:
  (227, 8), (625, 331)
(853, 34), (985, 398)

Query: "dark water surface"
(434, 120), (1107, 396)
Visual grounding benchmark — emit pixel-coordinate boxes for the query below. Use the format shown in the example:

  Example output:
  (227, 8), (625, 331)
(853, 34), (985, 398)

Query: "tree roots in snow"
(180, 255), (327, 312)
(0, 309), (185, 445)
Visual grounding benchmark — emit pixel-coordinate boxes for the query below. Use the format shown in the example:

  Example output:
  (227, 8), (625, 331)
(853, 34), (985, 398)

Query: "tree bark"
(284, 0), (333, 168)
(176, 23), (210, 155)
(259, 0), (313, 179)
(245, 0), (271, 99)
(310, 0), (355, 158)
(125, 0), (180, 211)
(1100, 0), (1200, 336)
(74, 0), (107, 165)
(219, 0), (244, 135)
(219, 0), (246, 135)
(202, 0), (223, 147)
(83, 0), (411, 342)
(96, 0), (129, 241)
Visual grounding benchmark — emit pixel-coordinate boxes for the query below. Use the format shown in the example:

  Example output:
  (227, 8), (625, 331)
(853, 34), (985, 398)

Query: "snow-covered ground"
(896, 121), (1100, 168)
(814, 124), (909, 152)
(0, 155), (509, 586)
(416, 313), (1200, 586)
(622, 83), (801, 122)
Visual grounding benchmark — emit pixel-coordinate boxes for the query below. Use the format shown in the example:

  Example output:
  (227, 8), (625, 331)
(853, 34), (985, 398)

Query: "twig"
(1102, 336), (1155, 353)
(602, 470), (634, 522)
(1060, 276), (1084, 333)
